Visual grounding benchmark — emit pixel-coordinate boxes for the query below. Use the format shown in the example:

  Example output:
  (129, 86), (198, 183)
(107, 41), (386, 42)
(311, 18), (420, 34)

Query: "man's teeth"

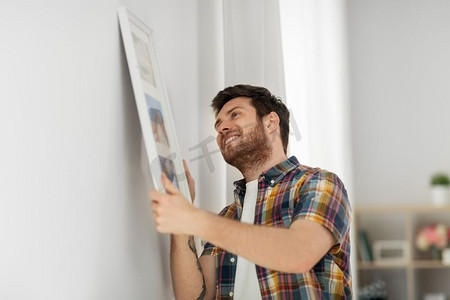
(225, 136), (239, 145)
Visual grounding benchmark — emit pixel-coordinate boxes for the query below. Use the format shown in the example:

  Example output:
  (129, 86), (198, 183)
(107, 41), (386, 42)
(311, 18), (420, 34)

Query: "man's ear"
(263, 112), (280, 133)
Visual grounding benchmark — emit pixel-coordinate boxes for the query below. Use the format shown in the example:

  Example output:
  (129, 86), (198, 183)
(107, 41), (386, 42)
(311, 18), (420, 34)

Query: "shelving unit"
(355, 205), (450, 300)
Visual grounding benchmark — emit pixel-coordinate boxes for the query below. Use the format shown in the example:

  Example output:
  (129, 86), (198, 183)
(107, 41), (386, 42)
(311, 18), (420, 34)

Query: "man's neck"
(242, 152), (288, 182)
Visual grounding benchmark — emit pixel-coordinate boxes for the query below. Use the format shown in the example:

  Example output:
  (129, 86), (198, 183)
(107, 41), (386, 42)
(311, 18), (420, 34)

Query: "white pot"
(442, 248), (450, 266)
(430, 186), (450, 206)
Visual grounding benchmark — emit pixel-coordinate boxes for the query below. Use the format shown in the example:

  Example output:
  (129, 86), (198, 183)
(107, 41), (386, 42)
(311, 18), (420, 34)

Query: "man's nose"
(217, 120), (232, 134)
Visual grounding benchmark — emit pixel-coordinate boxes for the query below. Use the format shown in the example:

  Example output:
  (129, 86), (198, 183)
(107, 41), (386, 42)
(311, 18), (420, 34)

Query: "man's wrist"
(189, 209), (215, 240)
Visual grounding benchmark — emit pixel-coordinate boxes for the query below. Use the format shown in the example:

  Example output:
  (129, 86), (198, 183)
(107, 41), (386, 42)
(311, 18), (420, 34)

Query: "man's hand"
(150, 173), (199, 235)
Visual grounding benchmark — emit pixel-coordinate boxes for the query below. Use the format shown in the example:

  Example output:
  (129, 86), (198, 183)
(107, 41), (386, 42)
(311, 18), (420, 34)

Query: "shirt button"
(270, 180), (275, 184)
(230, 257), (235, 263)
(229, 292), (234, 297)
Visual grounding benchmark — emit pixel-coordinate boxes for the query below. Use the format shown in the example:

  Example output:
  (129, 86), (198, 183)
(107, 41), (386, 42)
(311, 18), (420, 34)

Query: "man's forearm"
(192, 210), (334, 274)
(170, 235), (206, 300)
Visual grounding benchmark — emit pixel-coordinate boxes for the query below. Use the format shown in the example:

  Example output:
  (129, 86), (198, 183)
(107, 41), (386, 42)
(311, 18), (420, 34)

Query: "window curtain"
(279, 0), (357, 291)
(196, 0), (286, 210)
(279, 0), (352, 183)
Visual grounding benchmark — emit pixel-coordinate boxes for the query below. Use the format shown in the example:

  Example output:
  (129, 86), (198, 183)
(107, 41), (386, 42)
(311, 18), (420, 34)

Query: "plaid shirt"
(201, 156), (352, 299)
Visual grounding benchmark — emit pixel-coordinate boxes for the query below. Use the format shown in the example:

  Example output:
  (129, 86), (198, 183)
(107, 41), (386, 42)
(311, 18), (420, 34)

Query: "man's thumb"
(162, 173), (178, 195)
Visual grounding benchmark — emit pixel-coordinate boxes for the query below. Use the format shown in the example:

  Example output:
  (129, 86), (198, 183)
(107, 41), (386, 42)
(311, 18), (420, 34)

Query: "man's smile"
(224, 135), (240, 147)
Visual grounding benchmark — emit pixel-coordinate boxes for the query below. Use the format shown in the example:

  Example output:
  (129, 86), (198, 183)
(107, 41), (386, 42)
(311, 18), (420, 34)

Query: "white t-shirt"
(233, 180), (262, 300)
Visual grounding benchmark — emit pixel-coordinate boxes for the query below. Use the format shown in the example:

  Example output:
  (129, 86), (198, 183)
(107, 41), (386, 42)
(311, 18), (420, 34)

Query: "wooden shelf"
(355, 204), (450, 214)
(355, 205), (450, 299)
(358, 261), (408, 269)
(412, 260), (450, 269)
(358, 260), (450, 270)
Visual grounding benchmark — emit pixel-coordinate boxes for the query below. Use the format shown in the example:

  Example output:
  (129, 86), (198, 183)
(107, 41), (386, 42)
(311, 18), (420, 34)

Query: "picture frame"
(372, 240), (409, 264)
(118, 7), (191, 201)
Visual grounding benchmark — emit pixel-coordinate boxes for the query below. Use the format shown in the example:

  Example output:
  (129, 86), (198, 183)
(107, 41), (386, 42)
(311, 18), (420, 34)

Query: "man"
(150, 84), (352, 299)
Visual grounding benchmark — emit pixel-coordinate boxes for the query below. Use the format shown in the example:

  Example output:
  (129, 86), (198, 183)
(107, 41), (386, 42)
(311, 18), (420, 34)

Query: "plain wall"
(0, 0), (198, 299)
(348, 0), (450, 207)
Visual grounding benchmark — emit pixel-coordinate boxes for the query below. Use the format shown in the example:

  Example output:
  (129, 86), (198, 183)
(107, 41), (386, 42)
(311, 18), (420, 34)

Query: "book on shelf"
(358, 229), (374, 262)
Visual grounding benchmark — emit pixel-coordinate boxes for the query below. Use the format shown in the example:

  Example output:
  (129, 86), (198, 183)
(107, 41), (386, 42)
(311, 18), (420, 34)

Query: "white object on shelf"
(442, 248), (450, 266)
(431, 186), (449, 206)
(372, 240), (409, 264)
(424, 293), (446, 300)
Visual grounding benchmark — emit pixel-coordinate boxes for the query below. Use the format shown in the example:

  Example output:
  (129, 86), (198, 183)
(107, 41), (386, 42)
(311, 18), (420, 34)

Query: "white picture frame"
(372, 240), (409, 264)
(118, 7), (191, 201)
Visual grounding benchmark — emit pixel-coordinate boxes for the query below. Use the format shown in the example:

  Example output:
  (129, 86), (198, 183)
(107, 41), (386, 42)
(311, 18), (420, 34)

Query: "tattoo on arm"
(188, 236), (206, 300)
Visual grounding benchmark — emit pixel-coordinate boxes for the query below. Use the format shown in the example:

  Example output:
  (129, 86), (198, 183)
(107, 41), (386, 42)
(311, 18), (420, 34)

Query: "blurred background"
(1, 0), (449, 299)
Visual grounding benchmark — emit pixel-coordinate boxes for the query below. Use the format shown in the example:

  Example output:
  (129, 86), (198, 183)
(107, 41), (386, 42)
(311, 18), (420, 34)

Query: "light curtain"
(280, 0), (353, 183)
(222, 0), (286, 202)
(280, 0), (356, 291)
(196, 0), (286, 210)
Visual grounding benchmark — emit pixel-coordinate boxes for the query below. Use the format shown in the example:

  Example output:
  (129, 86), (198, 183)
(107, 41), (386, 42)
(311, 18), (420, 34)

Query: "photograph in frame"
(146, 94), (170, 148)
(118, 7), (189, 200)
(132, 33), (157, 87)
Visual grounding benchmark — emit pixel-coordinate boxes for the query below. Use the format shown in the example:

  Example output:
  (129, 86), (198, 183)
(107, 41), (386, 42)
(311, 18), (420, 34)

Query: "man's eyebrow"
(214, 106), (244, 129)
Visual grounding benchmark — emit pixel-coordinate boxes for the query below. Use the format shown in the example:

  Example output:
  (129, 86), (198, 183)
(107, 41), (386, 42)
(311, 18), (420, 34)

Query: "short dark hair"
(211, 84), (290, 154)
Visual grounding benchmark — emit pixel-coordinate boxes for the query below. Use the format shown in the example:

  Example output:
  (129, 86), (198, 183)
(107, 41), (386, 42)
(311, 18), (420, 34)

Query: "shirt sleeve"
(293, 169), (352, 254)
(201, 241), (216, 257)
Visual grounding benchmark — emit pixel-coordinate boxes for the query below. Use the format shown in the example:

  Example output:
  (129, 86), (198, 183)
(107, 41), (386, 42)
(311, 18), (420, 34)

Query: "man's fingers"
(151, 200), (158, 210)
(183, 159), (191, 177)
(162, 173), (179, 195)
(149, 190), (162, 202)
(183, 159), (196, 202)
(151, 204), (158, 218)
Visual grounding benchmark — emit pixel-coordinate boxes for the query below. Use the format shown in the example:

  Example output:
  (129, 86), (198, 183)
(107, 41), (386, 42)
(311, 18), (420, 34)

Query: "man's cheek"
(216, 137), (221, 149)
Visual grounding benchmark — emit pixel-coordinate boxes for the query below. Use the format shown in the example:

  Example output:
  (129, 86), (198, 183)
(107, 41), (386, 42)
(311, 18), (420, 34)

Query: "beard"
(221, 120), (272, 174)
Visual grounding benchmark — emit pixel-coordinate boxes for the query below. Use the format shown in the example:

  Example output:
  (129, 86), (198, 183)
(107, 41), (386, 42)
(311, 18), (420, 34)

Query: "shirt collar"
(233, 156), (300, 191)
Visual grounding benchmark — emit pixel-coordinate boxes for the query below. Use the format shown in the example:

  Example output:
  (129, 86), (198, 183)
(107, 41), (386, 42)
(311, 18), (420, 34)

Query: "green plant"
(431, 173), (450, 186)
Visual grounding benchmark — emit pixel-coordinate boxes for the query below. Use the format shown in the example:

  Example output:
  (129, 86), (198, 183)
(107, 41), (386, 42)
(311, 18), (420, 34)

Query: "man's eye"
(231, 112), (239, 118)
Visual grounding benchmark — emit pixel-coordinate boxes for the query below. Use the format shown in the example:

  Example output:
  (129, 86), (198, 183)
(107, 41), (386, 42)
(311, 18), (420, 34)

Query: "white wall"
(0, 0), (198, 299)
(347, 0), (450, 207)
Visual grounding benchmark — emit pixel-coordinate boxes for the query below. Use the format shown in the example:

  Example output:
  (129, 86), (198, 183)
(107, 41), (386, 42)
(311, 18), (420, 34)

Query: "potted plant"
(416, 223), (450, 260)
(430, 173), (450, 206)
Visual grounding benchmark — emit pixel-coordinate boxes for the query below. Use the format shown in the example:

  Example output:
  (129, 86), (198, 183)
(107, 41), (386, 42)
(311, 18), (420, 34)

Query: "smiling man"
(150, 84), (353, 299)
